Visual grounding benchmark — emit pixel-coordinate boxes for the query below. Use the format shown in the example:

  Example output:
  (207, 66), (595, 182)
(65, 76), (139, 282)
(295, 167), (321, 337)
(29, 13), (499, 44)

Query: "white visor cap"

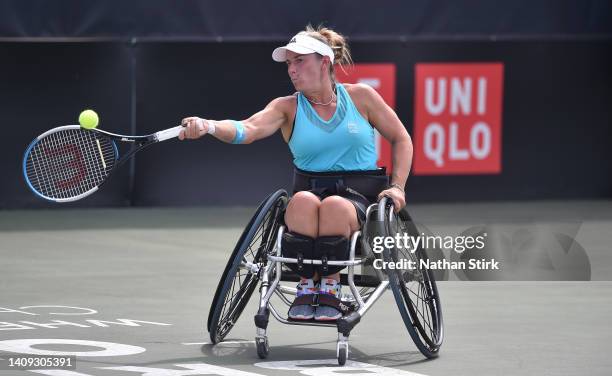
(272, 33), (334, 63)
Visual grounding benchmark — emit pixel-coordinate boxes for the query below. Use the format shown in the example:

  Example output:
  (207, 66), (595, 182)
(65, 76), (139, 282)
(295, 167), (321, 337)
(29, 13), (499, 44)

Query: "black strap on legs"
(296, 253), (304, 272)
(281, 232), (315, 278)
(291, 294), (357, 317)
(317, 294), (357, 315)
(314, 236), (350, 275)
(291, 294), (315, 307)
(321, 254), (329, 275)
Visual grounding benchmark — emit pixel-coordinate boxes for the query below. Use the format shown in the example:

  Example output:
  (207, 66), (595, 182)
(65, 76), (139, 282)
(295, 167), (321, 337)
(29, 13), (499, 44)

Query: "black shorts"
(291, 167), (390, 225)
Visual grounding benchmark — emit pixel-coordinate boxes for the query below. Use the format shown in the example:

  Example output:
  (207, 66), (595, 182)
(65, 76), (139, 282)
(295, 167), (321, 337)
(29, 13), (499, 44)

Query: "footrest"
(287, 317), (337, 324)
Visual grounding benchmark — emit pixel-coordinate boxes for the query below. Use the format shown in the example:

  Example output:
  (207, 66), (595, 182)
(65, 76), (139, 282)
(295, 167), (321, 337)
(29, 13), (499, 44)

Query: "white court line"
(182, 340), (255, 345)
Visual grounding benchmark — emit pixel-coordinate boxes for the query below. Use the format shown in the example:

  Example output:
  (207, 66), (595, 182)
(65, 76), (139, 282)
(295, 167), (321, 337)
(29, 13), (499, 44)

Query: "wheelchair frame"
(207, 190), (443, 366)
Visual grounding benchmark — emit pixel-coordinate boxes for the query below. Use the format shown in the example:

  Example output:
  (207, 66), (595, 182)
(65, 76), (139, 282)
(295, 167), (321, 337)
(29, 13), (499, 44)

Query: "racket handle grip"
(155, 125), (184, 142)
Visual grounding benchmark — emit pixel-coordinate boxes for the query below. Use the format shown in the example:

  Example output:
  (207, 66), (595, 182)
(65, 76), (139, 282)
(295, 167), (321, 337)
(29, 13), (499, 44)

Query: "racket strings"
(25, 129), (117, 200)
(29, 130), (85, 198)
(45, 129), (114, 198)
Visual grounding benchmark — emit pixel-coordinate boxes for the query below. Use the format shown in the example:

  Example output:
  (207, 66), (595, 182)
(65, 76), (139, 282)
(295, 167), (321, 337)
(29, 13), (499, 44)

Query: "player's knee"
(287, 191), (320, 214)
(285, 191), (320, 231)
(319, 196), (356, 222)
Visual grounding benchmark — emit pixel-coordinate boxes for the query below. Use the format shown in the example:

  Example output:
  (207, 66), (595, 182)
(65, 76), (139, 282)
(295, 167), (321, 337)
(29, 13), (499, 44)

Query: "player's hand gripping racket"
(23, 124), (184, 202)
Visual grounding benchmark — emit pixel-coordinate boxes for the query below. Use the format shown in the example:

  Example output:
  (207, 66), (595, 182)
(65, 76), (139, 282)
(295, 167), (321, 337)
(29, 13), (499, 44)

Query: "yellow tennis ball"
(79, 109), (99, 129)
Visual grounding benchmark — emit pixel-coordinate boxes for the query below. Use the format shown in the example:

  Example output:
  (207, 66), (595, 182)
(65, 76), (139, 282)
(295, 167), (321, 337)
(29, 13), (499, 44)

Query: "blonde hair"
(302, 24), (353, 87)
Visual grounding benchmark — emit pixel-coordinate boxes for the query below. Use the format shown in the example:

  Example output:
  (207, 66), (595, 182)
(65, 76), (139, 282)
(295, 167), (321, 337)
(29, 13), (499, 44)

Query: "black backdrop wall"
(2, 39), (611, 208)
(2, 43), (133, 208)
(1, 0), (610, 39)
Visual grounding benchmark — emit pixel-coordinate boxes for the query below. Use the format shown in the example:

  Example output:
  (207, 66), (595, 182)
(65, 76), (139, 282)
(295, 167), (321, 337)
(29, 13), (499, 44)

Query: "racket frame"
(23, 125), (183, 203)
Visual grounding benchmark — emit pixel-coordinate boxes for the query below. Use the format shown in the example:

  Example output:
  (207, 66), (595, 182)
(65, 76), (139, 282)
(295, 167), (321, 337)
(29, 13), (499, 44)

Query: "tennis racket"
(23, 124), (184, 202)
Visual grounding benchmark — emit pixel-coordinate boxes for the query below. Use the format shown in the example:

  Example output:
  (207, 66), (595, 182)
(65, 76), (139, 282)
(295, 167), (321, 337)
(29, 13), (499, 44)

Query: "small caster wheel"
(256, 337), (269, 359)
(337, 343), (348, 366)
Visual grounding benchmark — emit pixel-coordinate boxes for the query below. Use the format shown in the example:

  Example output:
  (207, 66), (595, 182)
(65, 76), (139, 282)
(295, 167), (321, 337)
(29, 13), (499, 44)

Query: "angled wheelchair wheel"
(383, 203), (444, 358)
(207, 189), (287, 344)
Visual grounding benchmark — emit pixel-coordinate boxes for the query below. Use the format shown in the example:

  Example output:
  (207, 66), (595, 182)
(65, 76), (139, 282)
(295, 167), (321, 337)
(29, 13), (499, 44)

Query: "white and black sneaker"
(314, 278), (343, 321)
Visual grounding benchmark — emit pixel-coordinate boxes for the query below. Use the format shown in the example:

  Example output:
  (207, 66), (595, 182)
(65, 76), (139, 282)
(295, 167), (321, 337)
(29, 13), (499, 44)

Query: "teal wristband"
(231, 120), (245, 144)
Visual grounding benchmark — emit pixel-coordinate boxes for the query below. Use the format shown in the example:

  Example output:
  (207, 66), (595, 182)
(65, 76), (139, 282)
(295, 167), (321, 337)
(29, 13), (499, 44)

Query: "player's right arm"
(179, 96), (293, 144)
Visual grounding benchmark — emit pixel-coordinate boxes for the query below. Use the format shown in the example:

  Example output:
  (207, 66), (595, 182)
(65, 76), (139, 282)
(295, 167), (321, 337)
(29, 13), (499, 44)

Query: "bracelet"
(231, 120), (246, 144)
(389, 183), (404, 192)
(205, 119), (216, 135)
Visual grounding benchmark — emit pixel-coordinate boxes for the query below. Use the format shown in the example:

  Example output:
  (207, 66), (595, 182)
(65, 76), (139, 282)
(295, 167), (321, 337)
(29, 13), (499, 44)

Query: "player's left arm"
(354, 84), (413, 206)
(359, 84), (413, 188)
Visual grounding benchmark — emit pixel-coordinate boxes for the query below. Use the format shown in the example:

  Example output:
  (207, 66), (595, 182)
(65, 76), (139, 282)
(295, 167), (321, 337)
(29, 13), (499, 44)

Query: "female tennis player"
(179, 25), (412, 321)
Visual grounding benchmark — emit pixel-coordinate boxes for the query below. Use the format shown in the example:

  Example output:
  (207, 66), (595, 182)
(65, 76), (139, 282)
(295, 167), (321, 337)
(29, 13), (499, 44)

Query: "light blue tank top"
(288, 83), (377, 172)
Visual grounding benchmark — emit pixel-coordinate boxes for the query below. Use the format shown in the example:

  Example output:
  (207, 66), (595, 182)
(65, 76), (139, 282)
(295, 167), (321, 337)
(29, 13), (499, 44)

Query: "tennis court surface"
(1, 201), (611, 376)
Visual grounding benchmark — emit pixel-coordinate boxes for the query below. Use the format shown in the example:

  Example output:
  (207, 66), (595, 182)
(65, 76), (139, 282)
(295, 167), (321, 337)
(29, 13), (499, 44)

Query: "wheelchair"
(207, 188), (444, 365)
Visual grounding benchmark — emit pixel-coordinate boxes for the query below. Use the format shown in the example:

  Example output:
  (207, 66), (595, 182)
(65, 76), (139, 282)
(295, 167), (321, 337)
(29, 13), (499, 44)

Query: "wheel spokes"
(212, 194), (286, 341)
(389, 210), (442, 350)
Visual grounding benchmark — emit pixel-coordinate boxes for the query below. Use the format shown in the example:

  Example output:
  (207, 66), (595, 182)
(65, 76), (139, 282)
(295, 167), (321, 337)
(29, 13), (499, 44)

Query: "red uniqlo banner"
(335, 64), (396, 170)
(413, 63), (504, 175)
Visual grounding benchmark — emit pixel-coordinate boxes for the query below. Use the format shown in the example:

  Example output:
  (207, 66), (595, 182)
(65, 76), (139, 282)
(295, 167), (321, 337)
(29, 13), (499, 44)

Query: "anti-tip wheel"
(256, 337), (269, 359)
(337, 343), (348, 366)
